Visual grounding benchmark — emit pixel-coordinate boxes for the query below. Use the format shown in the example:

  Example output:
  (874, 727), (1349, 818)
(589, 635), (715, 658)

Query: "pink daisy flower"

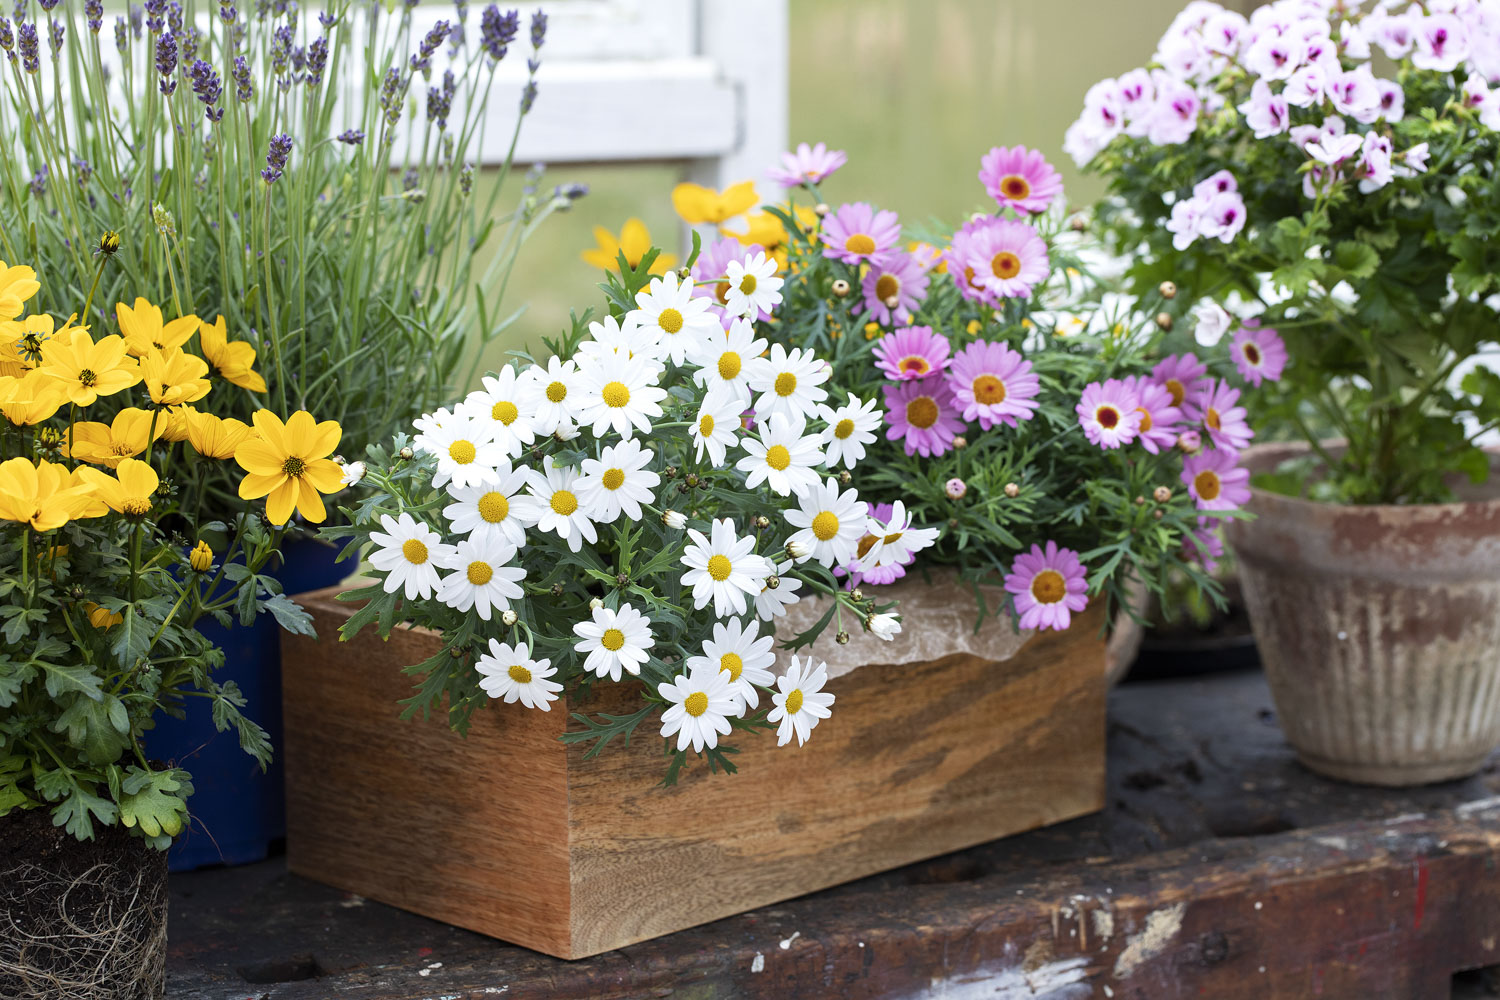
(767, 142), (847, 188)
(1121, 375), (1182, 455)
(1231, 322), (1288, 386)
(978, 145), (1065, 215)
(949, 217), (1051, 301)
(1182, 448), (1251, 512)
(1076, 378), (1143, 450)
(943, 218), (999, 305)
(1181, 517), (1225, 574)
(835, 502), (911, 588)
(945, 340), (1040, 430)
(1188, 378), (1253, 452)
(872, 325), (952, 382)
(1150, 353), (1210, 409)
(820, 202), (901, 266)
(883, 378), (964, 458)
(860, 251), (930, 326)
(1004, 541), (1089, 632)
(691, 236), (769, 321)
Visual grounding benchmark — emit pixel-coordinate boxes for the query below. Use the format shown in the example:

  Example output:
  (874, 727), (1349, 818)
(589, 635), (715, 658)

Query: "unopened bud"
(1177, 430), (1203, 455)
(835, 630), (851, 645)
(814, 202), (830, 217)
(952, 435), (967, 450)
(850, 588), (864, 602)
(589, 597), (604, 611)
(1153, 486), (1172, 503)
(945, 477), (967, 500)
(501, 609), (519, 626)
(1156, 312), (1174, 331)
(831, 279), (850, 298)
(838, 469), (852, 485)
(398, 446), (414, 461)
(1069, 215), (1088, 232)
(662, 509), (686, 529)
(1004, 482), (1020, 498)
(1135, 495), (1147, 506)
(550, 582), (564, 597)
(754, 515), (770, 530)
(1153, 508), (1165, 520)
(786, 539), (812, 560)
(765, 574), (780, 590)
(1159, 280), (1178, 299)
(884, 295), (899, 309)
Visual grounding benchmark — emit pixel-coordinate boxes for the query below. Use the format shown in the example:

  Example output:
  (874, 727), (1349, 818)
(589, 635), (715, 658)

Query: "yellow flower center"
(856, 534), (879, 560)
(492, 400), (519, 425)
(601, 627), (626, 651)
(844, 234), (876, 255)
(882, 530), (904, 545)
(874, 274), (899, 301)
(898, 355), (929, 376)
(684, 691), (709, 717)
(550, 489), (578, 516)
(78, 368), (98, 387)
(1195, 470), (1222, 501)
(508, 664), (532, 684)
(972, 375), (1007, 405)
(719, 652), (743, 682)
(448, 439), (477, 465)
(774, 372), (797, 397)
(1206, 407), (1222, 431)
(402, 538), (429, 564)
(601, 468), (625, 491)
(1095, 405), (1120, 430)
(739, 274), (757, 295)
(658, 308), (684, 335)
(122, 497), (152, 517)
(811, 511), (839, 541)
(112, 442), (133, 456)
(602, 381), (631, 408)
(1165, 378), (1185, 406)
(467, 561), (494, 585)
(546, 381), (568, 403)
(991, 252), (1022, 280)
(717, 352), (742, 380)
(698, 414), (715, 437)
(1031, 569), (1066, 604)
(282, 456), (306, 478)
(706, 554), (733, 581)
(477, 491), (509, 523)
(906, 396), (939, 429)
(1001, 174), (1032, 200)
(765, 444), (791, 471)
(785, 688), (804, 714)
(1137, 408), (1154, 432)
(834, 418), (855, 440)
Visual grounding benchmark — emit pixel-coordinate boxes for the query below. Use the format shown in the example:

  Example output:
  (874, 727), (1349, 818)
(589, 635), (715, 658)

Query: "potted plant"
(0, 261), (341, 996)
(1069, 0), (1500, 784)
(0, 0), (569, 863)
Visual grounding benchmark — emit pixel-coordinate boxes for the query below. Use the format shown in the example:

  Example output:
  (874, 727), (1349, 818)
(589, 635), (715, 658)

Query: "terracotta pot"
(1226, 442), (1500, 786)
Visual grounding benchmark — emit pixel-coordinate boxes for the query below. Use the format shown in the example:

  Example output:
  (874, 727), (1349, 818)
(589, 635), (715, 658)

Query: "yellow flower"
(68, 466), (109, 519)
(725, 210), (794, 269)
(965, 319), (982, 335)
(116, 298), (198, 357)
(0, 372), (64, 426)
(198, 316), (267, 393)
(0, 262), (40, 322)
(140, 347), (212, 407)
(671, 180), (757, 226)
(0, 457), (98, 531)
(69, 407), (163, 467)
(185, 409), (255, 459)
(83, 602), (124, 631)
(580, 219), (677, 274)
(863, 321), (882, 340)
(79, 457), (160, 519)
(234, 409), (344, 525)
(36, 329), (141, 407)
(158, 404), (196, 442)
(188, 540), (214, 572)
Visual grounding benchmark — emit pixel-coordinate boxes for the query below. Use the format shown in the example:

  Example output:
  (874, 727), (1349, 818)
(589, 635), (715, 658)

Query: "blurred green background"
(485, 0), (1189, 373)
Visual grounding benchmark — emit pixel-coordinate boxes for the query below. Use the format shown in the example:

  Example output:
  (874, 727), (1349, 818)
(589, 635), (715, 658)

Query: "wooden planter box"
(281, 575), (1107, 959)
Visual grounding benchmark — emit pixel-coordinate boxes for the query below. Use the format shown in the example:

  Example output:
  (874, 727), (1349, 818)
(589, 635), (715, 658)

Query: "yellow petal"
(264, 481), (297, 525)
(235, 439), (286, 476)
(295, 477), (327, 523)
(238, 470), (286, 501)
(301, 458), (345, 494)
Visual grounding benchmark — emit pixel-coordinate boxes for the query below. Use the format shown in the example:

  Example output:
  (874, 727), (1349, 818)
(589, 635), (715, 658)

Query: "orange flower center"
(1195, 470), (1222, 501)
(1165, 378), (1185, 406)
(1095, 406), (1119, 430)
(1030, 569), (1066, 604)
(991, 252), (1021, 280)
(898, 355), (929, 375)
(844, 233), (876, 255)
(1001, 175), (1032, 200)
(906, 396), (939, 429)
(972, 375), (1006, 405)
(874, 274), (900, 300)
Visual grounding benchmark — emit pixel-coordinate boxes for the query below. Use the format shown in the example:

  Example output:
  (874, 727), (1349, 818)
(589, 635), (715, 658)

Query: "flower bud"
(589, 597), (604, 611)
(662, 509), (686, 529)
(786, 539), (812, 560)
(188, 540), (213, 572)
(1069, 215), (1088, 232)
(550, 582), (565, 597)
(850, 588), (864, 603)
(1004, 482), (1020, 498)
(398, 446), (414, 461)
(835, 630), (851, 645)
(884, 295), (899, 309)
(952, 435), (967, 450)
(339, 460), (367, 487)
(866, 613), (901, 641)
(1153, 508), (1165, 520)
(831, 278), (850, 298)
(553, 424), (579, 442)
(1155, 312), (1174, 331)
(814, 202), (830, 217)
(501, 609), (519, 626)
(754, 515), (770, 530)
(945, 478), (967, 500)
(765, 574), (780, 590)
(1153, 486), (1172, 503)
(838, 469), (852, 485)
(1135, 495), (1147, 506)
(1159, 280), (1177, 299)
(1177, 430), (1202, 455)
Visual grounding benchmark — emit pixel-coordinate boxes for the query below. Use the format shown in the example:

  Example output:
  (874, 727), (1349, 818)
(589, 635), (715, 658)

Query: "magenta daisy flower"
(1188, 378), (1253, 452)
(872, 325), (951, 382)
(1231, 322), (1288, 386)
(1076, 378), (1143, 450)
(943, 218), (998, 305)
(978, 145), (1065, 215)
(1004, 541), (1089, 632)
(820, 202), (901, 266)
(860, 251), (930, 326)
(883, 378), (964, 458)
(946, 340), (1040, 430)
(767, 141), (847, 188)
(1150, 353), (1210, 409)
(1121, 375), (1182, 455)
(1182, 448), (1251, 512)
(949, 217), (1050, 301)
(1181, 517), (1225, 574)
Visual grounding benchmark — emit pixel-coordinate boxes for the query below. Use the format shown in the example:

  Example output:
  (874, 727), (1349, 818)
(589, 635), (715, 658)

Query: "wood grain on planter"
(282, 583), (1106, 959)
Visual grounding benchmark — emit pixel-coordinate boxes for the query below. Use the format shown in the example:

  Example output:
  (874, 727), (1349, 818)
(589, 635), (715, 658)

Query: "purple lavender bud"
(74, 157), (93, 189)
(39, 0), (58, 11)
(113, 16), (127, 52)
(402, 167), (419, 191)
(29, 165), (47, 198)
(410, 18), (449, 78)
(555, 182), (588, 202)
(261, 132), (292, 184)
(448, 0), (468, 54)
(18, 21), (38, 73)
(0, 18), (13, 61)
(232, 53), (252, 101)
(129, 4), (143, 38)
(155, 30), (175, 75)
(479, 5), (518, 62)
(178, 24), (200, 61)
(270, 21), (291, 74)
(318, 11), (334, 29)
(290, 43), (305, 75)
(144, 0), (165, 33)
(167, 0), (183, 34)
(305, 36), (327, 87)
(10, 1), (22, 20)
(459, 162), (473, 197)
(336, 128), (364, 145)
(378, 66), (406, 134)
(527, 54), (539, 74)
(520, 79), (536, 113)
(47, 16), (61, 56)
(529, 7), (545, 48)
(219, 1), (237, 25)
(190, 58), (224, 121)
(85, 0), (102, 32)
(427, 68), (455, 129)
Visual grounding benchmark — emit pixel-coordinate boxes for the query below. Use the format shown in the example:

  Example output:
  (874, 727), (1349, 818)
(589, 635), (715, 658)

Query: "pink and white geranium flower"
(1231, 323), (1288, 386)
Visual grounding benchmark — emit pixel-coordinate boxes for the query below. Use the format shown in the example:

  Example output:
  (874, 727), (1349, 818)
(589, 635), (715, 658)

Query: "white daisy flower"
(865, 613), (902, 641)
(723, 250), (783, 318)
(573, 602), (655, 681)
(768, 655), (835, 747)
(679, 517), (773, 618)
(576, 314), (663, 373)
(574, 354), (668, 439)
(745, 343), (829, 425)
(435, 537), (527, 621)
(411, 406), (457, 452)
(518, 356), (580, 435)
(421, 410), (509, 490)
(689, 316), (764, 405)
(856, 500), (940, 571)
(629, 270), (720, 366)
(368, 512), (456, 600)
(459, 367), (536, 458)
(816, 393), (882, 470)
(784, 477), (869, 568)
(735, 413), (825, 497)
(755, 559), (803, 621)
(686, 617), (776, 713)
(339, 460), (367, 487)
(475, 639), (562, 710)
(523, 456), (599, 553)
(657, 661), (739, 752)
(576, 437), (660, 523)
(442, 463), (535, 549)
(692, 391), (742, 468)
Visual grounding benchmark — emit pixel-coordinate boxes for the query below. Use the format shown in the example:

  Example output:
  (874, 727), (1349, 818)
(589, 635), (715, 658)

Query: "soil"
(0, 807), (168, 1000)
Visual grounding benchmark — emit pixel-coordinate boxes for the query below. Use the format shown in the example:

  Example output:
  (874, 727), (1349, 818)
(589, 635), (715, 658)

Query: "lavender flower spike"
(336, 128), (365, 145)
(261, 133), (293, 184)
(85, 0), (103, 33)
(18, 21), (38, 73)
(479, 6), (518, 62)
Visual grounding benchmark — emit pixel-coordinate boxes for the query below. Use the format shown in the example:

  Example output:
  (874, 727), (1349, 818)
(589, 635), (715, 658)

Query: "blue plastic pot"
(147, 535), (354, 871)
